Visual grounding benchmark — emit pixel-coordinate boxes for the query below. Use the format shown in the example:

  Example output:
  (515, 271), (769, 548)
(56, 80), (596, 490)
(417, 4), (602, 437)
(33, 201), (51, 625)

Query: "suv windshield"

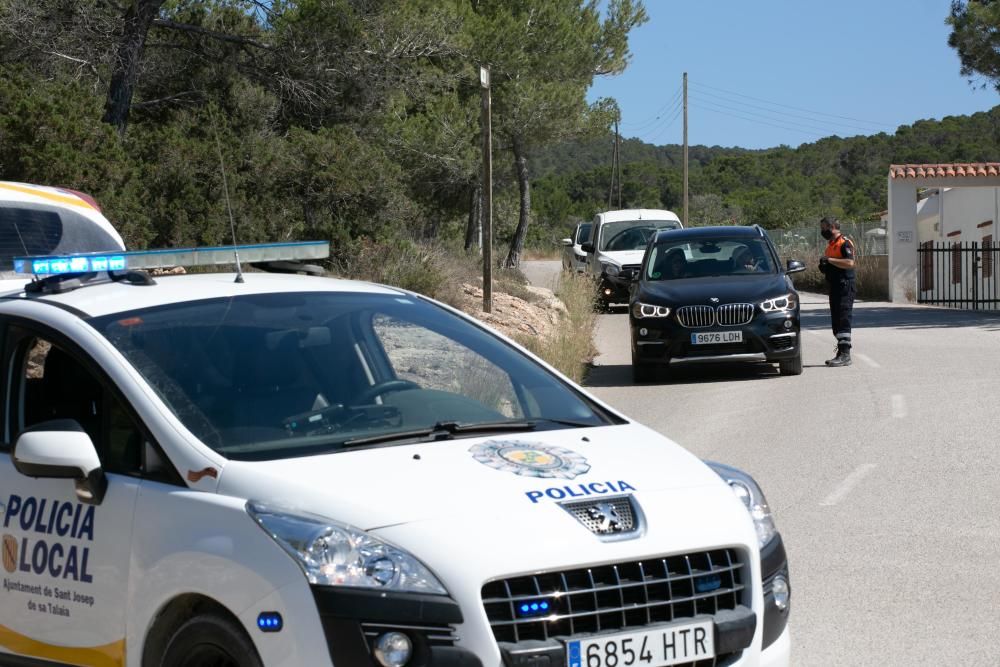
(646, 237), (776, 280)
(89, 292), (611, 460)
(600, 220), (681, 252)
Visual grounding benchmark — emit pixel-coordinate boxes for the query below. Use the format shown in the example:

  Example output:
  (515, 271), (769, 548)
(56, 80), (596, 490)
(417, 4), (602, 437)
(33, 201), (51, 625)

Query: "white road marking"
(854, 352), (879, 368)
(891, 394), (907, 419)
(820, 464), (877, 507)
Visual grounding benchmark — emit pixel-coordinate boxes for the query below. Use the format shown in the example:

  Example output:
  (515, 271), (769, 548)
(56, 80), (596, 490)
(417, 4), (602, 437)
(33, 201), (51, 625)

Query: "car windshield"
(600, 220), (681, 251)
(575, 223), (592, 245)
(88, 292), (612, 461)
(645, 237), (776, 280)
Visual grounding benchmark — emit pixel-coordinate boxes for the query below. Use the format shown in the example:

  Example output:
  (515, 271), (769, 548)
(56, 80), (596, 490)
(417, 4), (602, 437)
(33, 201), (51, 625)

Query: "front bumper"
(631, 309), (800, 366)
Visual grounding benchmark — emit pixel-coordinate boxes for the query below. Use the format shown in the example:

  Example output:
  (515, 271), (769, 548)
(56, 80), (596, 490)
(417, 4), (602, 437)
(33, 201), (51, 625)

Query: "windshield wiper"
(342, 420), (537, 448)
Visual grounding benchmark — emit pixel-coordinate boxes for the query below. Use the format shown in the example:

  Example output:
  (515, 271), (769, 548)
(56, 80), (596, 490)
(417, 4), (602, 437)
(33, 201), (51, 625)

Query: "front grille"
(676, 305), (715, 328)
(716, 303), (754, 326)
(481, 549), (745, 644)
(619, 264), (642, 281)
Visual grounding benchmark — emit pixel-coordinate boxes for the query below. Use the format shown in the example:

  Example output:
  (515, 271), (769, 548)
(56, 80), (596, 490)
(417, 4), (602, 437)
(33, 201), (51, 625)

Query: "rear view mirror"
(786, 259), (806, 274)
(12, 420), (107, 505)
(560, 238), (573, 246)
(581, 243), (594, 254)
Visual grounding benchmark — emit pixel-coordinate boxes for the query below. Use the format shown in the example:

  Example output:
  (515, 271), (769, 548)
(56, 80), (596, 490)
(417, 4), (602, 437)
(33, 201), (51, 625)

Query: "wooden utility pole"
(683, 72), (689, 226)
(615, 118), (622, 208)
(607, 126), (617, 209)
(480, 66), (493, 313)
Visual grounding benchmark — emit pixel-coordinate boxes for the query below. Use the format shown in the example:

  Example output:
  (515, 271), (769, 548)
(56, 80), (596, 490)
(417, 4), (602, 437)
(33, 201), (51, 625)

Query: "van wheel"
(160, 613), (263, 667)
(779, 349), (803, 376)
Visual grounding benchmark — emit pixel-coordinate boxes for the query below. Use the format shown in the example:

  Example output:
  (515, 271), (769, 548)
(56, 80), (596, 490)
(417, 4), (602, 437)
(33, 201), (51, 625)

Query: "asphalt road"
(523, 260), (1000, 666)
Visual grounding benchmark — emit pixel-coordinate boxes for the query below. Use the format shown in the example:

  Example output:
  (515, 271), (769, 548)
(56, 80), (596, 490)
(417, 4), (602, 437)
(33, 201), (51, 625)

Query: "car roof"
(596, 209), (680, 224)
(0, 272), (406, 319)
(652, 225), (765, 244)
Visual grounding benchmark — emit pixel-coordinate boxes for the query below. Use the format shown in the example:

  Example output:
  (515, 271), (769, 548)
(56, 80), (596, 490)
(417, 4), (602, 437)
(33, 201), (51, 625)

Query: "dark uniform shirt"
(823, 235), (855, 281)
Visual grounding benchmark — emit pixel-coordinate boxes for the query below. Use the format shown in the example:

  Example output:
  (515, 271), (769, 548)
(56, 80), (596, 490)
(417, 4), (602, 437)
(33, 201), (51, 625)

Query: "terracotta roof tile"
(889, 162), (1000, 179)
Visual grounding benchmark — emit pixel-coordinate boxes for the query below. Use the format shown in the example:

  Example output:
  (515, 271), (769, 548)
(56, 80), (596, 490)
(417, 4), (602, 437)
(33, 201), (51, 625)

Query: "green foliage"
(529, 105), (1000, 245)
(948, 0), (1000, 91)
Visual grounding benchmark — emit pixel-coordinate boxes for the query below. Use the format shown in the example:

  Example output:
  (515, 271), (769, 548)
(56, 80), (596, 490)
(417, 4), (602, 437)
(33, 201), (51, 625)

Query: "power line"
(621, 86), (682, 130)
(691, 104), (828, 140)
(689, 94), (850, 137)
(646, 105), (684, 143)
(691, 80), (896, 130)
(691, 86), (890, 134)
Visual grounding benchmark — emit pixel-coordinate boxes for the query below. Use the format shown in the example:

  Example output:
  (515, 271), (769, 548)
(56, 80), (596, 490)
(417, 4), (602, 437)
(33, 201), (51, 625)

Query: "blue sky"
(587, 0), (999, 150)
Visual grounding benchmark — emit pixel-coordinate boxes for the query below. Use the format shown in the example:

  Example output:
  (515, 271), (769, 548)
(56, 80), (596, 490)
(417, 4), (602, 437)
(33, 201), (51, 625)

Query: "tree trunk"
(102, 0), (166, 135)
(504, 134), (531, 268)
(464, 182), (481, 251)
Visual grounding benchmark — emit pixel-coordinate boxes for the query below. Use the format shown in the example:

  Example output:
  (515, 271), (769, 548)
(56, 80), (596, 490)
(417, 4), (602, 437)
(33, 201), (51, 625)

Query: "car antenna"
(210, 106), (245, 283)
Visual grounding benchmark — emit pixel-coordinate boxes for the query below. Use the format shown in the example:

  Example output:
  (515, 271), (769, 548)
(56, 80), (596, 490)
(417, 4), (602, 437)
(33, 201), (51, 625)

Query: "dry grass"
(786, 255), (888, 300)
(513, 270), (598, 383)
(334, 238), (599, 383)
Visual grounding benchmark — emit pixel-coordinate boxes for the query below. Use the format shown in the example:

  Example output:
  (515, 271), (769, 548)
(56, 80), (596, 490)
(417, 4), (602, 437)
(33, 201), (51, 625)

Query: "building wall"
(937, 187), (998, 243)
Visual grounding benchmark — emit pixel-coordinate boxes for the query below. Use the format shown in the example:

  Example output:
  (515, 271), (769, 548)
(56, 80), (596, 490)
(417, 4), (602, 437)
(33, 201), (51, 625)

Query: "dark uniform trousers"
(828, 277), (855, 350)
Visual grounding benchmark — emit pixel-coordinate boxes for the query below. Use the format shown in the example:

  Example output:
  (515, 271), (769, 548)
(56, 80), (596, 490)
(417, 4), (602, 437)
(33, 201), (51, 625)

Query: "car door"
(0, 323), (142, 665)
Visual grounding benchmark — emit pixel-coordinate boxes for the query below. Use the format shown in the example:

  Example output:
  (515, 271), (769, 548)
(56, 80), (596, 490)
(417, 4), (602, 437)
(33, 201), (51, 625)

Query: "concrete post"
(887, 178), (918, 302)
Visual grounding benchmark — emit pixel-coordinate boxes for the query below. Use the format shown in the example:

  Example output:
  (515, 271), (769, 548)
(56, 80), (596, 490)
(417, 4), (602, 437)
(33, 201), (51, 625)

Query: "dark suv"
(629, 225), (806, 382)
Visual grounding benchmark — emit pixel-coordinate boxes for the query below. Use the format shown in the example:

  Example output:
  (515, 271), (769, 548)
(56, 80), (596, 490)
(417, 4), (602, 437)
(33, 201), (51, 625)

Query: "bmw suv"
(629, 225), (805, 382)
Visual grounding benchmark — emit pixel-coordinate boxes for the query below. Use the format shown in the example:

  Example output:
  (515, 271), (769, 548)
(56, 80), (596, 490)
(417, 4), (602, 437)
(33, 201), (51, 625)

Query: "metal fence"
(767, 221), (888, 258)
(918, 241), (1000, 309)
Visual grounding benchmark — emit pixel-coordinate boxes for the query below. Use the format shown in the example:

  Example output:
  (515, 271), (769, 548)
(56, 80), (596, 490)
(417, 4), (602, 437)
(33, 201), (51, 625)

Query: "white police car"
(0, 242), (790, 667)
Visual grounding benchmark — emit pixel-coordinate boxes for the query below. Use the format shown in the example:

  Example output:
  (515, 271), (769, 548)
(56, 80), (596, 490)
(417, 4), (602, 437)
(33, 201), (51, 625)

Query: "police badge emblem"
(469, 441), (590, 479)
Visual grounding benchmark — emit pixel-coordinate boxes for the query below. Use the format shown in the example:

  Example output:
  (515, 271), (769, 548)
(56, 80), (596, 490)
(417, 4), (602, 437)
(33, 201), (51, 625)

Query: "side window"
(371, 314), (524, 419)
(13, 333), (144, 476)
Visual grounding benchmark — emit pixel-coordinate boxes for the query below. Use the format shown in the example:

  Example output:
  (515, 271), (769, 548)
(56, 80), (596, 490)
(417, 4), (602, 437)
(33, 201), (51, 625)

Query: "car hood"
(216, 423), (726, 530)
(598, 250), (646, 267)
(637, 274), (791, 305)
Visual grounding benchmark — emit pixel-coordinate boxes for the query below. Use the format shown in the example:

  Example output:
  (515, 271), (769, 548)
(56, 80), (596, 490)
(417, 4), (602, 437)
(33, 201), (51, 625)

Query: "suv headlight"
(705, 462), (777, 548)
(247, 501), (447, 594)
(601, 262), (621, 278)
(759, 293), (796, 313)
(632, 302), (671, 319)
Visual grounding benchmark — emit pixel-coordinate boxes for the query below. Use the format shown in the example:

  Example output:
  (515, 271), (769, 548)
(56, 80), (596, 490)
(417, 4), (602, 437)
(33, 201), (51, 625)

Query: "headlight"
(601, 262), (621, 277)
(574, 252), (587, 261)
(705, 462), (777, 548)
(247, 501), (447, 594)
(631, 302), (671, 319)
(759, 293), (797, 313)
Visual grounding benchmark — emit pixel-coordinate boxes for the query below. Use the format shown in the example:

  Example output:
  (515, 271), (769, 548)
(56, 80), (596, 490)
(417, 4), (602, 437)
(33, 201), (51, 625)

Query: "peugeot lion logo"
(587, 502), (623, 533)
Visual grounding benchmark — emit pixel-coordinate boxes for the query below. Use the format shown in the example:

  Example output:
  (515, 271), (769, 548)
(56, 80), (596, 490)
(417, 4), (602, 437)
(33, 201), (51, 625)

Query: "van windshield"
(600, 220), (681, 252)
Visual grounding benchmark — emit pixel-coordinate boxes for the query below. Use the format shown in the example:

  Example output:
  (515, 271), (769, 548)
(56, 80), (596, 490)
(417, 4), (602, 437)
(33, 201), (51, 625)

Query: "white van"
(581, 209), (682, 305)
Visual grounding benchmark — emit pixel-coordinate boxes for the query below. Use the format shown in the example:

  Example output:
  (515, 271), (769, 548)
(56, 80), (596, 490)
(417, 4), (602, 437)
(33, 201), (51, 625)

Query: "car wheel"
(160, 613), (263, 667)
(778, 348), (803, 376)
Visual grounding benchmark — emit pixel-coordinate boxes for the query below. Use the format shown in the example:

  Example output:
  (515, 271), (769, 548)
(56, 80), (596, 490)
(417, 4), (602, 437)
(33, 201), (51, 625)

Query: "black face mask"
(820, 229), (833, 240)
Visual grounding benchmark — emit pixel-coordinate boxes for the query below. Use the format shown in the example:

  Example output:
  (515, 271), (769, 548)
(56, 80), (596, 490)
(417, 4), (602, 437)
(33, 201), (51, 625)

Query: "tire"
(632, 362), (655, 383)
(631, 343), (657, 383)
(778, 348), (803, 376)
(160, 613), (263, 667)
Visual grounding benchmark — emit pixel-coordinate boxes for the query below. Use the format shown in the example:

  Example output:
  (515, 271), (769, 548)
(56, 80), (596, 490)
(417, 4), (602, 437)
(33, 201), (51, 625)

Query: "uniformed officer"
(818, 216), (855, 367)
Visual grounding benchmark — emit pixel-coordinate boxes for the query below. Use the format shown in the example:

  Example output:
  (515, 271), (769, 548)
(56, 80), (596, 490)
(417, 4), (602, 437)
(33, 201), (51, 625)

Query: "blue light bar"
(13, 241), (330, 276)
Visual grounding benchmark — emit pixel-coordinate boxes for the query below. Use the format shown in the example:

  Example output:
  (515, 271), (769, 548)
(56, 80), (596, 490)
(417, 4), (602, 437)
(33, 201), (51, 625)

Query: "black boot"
(826, 346), (851, 367)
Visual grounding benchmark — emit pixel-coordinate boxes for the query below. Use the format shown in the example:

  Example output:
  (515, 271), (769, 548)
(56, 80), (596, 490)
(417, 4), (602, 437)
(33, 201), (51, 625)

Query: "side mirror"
(786, 259), (806, 274)
(560, 238), (573, 246)
(581, 243), (594, 254)
(12, 420), (107, 505)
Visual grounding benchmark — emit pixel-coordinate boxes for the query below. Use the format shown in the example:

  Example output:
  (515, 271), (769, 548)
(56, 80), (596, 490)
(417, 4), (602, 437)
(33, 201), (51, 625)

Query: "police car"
(0, 241), (790, 667)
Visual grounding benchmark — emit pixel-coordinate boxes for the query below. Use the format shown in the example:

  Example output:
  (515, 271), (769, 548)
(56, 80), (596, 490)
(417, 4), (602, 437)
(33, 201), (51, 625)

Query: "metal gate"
(918, 241), (1000, 309)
